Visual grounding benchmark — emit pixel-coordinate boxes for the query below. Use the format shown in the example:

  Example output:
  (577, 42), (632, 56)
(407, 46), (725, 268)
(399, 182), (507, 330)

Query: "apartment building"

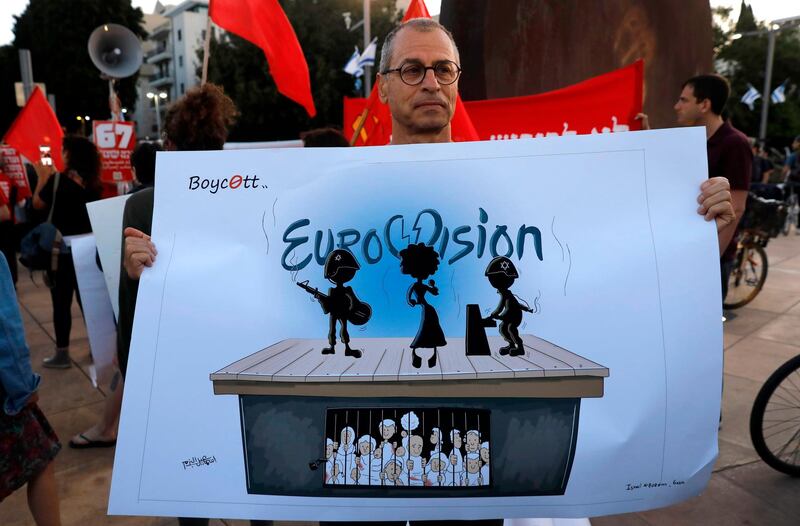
(135, 0), (217, 138)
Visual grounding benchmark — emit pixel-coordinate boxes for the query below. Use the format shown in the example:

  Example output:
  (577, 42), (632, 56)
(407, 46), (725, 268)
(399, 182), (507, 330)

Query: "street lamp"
(732, 15), (800, 143)
(146, 91), (168, 138)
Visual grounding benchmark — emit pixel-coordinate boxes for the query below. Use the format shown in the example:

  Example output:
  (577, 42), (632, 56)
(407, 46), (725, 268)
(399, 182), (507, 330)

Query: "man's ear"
(377, 73), (388, 104)
(699, 98), (712, 114)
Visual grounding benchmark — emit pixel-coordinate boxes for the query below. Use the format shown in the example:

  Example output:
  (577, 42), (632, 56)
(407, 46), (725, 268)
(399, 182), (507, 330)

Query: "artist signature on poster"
(625, 480), (685, 491)
(181, 455), (218, 470)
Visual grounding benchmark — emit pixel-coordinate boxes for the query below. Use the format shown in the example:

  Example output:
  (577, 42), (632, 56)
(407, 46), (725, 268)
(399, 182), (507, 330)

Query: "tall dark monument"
(440, 0), (714, 129)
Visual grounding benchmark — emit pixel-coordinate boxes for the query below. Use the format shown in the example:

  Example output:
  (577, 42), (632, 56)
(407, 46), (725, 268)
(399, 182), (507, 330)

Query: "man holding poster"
(116, 17), (736, 524)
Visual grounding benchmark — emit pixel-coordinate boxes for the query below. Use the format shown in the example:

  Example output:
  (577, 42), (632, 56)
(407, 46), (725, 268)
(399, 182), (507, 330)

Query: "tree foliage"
(0, 45), (19, 137)
(202, 0), (401, 142)
(714, 1), (800, 147)
(2, 0), (145, 136)
(712, 6), (734, 53)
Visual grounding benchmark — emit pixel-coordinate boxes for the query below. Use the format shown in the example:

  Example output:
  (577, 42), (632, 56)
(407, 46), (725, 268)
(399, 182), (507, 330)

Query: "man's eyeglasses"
(381, 60), (462, 86)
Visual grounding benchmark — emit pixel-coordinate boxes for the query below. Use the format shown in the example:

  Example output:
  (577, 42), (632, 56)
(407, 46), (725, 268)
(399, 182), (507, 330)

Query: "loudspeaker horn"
(87, 23), (143, 79)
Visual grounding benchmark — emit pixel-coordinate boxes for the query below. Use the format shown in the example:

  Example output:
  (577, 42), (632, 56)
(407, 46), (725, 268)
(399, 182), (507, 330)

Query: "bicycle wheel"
(750, 354), (800, 476)
(723, 243), (768, 309)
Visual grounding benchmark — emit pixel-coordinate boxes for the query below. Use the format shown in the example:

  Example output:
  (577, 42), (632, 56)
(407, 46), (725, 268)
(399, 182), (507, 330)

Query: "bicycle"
(723, 193), (787, 310)
(722, 228), (769, 310)
(749, 353), (800, 476)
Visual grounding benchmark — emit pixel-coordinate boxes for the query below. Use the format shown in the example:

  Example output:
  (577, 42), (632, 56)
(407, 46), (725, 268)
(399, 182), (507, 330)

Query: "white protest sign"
(69, 234), (117, 387)
(87, 194), (131, 320)
(110, 129), (722, 521)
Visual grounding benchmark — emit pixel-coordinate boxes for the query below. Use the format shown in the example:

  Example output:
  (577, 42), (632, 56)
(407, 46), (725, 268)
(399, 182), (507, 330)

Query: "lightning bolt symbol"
(409, 209), (442, 246)
(400, 217), (411, 246)
(411, 214), (423, 244)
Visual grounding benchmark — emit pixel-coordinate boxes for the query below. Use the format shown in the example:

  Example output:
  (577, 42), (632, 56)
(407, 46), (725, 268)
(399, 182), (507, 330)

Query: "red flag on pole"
(350, 0), (478, 146)
(210, 0), (316, 117)
(3, 86), (64, 171)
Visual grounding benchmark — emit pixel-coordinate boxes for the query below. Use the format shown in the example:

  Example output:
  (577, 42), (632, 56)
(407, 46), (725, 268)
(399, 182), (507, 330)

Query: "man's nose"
(420, 68), (441, 90)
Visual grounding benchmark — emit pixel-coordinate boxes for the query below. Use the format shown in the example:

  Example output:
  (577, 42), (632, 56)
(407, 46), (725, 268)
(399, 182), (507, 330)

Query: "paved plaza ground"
(3, 234), (800, 525)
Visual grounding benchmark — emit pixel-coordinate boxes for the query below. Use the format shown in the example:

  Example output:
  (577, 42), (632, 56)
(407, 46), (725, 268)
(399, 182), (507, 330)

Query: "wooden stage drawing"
(210, 335), (609, 497)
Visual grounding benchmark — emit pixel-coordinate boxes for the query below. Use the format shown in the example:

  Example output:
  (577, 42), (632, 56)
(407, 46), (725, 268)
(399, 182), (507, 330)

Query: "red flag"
(210, 0), (316, 117)
(404, 0), (432, 19)
(3, 87), (64, 171)
(351, 0), (479, 146)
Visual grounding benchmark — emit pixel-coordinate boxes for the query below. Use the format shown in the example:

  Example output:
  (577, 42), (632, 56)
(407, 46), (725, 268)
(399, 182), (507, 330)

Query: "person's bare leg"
(27, 461), (61, 526)
(70, 374), (123, 445)
(98, 375), (123, 438)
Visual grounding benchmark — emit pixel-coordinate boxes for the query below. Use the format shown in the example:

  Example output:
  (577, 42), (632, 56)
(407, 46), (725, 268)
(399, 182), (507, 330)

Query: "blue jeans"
(0, 252), (40, 415)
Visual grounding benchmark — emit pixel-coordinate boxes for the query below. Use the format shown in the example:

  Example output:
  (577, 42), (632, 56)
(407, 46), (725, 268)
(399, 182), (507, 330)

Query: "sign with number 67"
(93, 121), (137, 183)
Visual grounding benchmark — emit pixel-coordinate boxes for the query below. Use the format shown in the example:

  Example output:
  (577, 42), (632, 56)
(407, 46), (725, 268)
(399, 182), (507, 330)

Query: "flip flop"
(68, 433), (117, 449)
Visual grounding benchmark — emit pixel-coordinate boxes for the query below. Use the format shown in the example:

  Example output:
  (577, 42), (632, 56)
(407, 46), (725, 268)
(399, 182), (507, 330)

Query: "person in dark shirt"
(32, 136), (102, 368)
(637, 74), (749, 299)
(783, 135), (800, 182)
(128, 141), (162, 192)
(672, 74), (751, 300)
(751, 142), (774, 184)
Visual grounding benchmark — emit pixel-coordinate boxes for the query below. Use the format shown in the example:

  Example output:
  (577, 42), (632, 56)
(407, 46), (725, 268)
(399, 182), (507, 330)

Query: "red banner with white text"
(0, 144), (32, 200)
(93, 121), (136, 183)
(344, 60), (643, 144)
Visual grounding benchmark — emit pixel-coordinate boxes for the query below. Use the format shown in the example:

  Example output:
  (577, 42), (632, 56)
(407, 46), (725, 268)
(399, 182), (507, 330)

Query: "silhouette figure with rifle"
(297, 249), (371, 358)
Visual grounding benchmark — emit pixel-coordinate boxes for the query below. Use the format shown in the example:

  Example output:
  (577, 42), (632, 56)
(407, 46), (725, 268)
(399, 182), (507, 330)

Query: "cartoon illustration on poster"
(212, 209), (608, 497)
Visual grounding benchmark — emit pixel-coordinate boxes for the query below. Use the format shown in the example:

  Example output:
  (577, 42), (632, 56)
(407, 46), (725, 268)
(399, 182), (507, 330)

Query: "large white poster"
(110, 129), (722, 521)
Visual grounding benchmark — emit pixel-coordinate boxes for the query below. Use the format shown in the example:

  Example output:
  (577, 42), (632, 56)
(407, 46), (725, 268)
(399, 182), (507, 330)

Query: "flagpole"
(758, 28), (776, 143)
(201, 13), (213, 86)
(349, 95), (379, 146)
(363, 0), (372, 96)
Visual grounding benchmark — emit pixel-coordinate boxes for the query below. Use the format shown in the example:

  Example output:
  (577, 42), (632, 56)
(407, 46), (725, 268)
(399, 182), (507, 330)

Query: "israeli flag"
(358, 37), (378, 69)
(740, 84), (761, 110)
(344, 46), (363, 77)
(771, 82), (787, 104)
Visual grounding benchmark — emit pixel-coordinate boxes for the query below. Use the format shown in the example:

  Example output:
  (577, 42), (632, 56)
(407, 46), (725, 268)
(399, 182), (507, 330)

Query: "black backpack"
(19, 173), (66, 280)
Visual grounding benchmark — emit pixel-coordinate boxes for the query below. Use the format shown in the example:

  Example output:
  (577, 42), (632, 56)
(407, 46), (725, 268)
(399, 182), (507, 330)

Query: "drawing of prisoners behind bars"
(324, 408), (491, 488)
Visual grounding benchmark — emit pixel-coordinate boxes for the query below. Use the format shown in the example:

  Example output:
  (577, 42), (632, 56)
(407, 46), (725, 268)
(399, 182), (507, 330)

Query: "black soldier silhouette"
(399, 243), (447, 368)
(484, 256), (533, 356)
(296, 249), (371, 358)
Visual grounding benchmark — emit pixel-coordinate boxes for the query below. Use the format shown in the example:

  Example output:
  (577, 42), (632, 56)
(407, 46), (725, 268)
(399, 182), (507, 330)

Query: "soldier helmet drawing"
(324, 249), (361, 280)
(484, 256), (519, 278)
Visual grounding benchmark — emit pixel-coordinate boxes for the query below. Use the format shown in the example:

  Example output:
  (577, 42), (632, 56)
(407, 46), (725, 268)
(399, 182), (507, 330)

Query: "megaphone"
(87, 23), (143, 79)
